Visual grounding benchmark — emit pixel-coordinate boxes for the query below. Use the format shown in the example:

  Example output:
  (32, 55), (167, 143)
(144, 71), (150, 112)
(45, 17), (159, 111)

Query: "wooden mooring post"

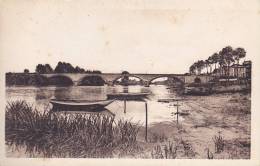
(176, 100), (179, 124)
(145, 101), (148, 142)
(124, 99), (126, 113)
(174, 100), (181, 125)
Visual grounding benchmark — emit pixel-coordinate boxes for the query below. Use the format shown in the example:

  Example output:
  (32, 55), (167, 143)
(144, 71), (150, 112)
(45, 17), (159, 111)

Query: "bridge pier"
(143, 81), (150, 87)
(73, 81), (78, 86)
(106, 81), (114, 86)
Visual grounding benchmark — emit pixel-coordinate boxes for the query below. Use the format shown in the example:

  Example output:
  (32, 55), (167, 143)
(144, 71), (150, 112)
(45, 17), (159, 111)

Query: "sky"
(1, 0), (260, 74)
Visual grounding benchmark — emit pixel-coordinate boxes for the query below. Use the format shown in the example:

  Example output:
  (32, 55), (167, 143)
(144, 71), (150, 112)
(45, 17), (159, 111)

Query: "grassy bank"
(212, 84), (251, 93)
(5, 101), (140, 158)
(138, 92), (251, 159)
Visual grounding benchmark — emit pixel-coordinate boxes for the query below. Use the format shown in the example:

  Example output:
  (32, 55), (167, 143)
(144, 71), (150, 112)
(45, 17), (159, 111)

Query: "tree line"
(28, 62), (102, 74)
(189, 46), (247, 78)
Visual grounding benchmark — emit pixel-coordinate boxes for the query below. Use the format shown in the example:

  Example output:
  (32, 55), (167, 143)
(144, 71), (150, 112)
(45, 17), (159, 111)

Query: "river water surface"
(6, 85), (184, 125)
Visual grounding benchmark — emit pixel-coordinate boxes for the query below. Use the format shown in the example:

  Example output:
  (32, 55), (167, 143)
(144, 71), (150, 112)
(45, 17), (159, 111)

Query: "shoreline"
(5, 92), (251, 159)
(137, 92), (251, 159)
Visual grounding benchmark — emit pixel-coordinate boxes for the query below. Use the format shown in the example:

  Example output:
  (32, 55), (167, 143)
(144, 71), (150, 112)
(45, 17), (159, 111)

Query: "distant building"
(228, 64), (246, 78)
(243, 60), (252, 79)
(213, 61), (251, 78)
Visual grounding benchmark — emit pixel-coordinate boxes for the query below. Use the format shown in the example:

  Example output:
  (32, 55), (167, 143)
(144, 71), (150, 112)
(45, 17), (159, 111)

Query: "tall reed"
(212, 132), (225, 153)
(5, 100), (140, 158)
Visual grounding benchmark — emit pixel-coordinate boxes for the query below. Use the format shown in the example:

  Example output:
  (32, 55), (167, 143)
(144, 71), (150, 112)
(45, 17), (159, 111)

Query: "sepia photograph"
(0, 0), (260, 165)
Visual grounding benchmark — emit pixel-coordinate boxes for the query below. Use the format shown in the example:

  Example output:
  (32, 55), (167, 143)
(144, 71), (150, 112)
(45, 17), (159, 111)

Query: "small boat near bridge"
(50, 99), (115, 111)
(107, 92), (150, 100)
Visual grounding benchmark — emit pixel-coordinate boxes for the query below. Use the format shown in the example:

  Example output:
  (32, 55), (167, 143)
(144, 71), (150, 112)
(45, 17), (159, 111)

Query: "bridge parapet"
(40, 73), (214, 86)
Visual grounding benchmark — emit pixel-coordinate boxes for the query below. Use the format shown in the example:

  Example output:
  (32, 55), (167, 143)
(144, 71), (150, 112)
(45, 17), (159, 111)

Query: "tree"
(233, 47), (246, 77)
(54, 62), (64, 73)
(193, 62), (198, 75)
(54, 62), (75, 73)
(92, 70), (102, 74)
(122, 71), (129, 75)
(211, 53), (219, 71)
(189, 64), (196, 74)
(217, 54), (225, 76)
(35, 64), (53, 74)
(235, 47), (246, 64)
(24, 69), (29, 73)
(44, 64), (53, 73)
(207, 56), (214, 74)
(219, 46), (235, 83)
(75, 66), (85, 73)
(204, 59), (210, 74)
(224, 52), (235, 78)
(196, 60), (205, 75)
(35, 64), (45, 74)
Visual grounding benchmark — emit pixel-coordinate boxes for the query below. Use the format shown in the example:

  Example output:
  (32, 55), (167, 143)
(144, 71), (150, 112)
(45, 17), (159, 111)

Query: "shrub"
(151, 141), (177, 159)
(213, 132), (225, 153)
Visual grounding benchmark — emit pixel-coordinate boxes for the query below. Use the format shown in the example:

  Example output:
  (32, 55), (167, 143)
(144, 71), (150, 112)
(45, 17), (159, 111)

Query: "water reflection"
(53, 86), (106, 100)
(6, 85), (185, 125)
(52, 108), (116, 117)
(123, 86), (129, 93)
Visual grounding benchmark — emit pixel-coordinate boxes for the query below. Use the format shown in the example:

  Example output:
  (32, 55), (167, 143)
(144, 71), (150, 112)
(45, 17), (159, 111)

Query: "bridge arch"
(48, 75), (74, 86)
(78, 75), (106, 86)
(112, 74), (145, 85)
(148, 75), (184, 86)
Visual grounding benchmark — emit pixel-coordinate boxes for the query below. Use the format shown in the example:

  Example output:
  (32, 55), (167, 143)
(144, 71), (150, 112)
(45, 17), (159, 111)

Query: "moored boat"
(50, 99), (115, 111)
(184, 83), (214, 95)
(158, 98), (185, 103)
(107, 92), (150, 100)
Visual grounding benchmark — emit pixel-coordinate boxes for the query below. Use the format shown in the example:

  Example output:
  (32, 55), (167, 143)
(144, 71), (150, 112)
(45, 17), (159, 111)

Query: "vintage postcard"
(0, 0), (260, 165)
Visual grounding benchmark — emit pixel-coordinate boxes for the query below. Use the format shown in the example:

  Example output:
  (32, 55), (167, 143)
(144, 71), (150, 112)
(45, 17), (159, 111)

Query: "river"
(6, 85), (184, 125)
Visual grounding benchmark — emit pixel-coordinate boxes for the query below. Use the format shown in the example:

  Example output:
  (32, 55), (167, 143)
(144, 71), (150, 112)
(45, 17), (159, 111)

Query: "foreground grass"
(5, 101), (141, 158)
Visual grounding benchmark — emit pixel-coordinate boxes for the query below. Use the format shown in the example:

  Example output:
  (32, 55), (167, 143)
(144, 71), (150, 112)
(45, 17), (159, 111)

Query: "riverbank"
(137, 92), (251, 159)
(213, 84), (250, 93)
(5, 92), (250, 158)
(184, 83), (251, 95)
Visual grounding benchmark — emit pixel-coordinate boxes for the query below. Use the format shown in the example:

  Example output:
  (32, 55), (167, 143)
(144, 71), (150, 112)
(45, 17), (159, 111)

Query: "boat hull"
(107, 93), (149, 100)
(50, 99), (114, 112)
(184, 86), (212, 95)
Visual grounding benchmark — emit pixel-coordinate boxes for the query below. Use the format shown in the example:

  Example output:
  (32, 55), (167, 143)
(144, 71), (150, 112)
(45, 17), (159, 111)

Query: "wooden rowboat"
(50, 99), (115, 111)
(107, 92), (150, 100)
(157, 98), (185, 103)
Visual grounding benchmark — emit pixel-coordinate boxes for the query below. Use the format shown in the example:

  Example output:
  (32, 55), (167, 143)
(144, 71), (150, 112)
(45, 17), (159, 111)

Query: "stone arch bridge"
(41, 73), (214, 86)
